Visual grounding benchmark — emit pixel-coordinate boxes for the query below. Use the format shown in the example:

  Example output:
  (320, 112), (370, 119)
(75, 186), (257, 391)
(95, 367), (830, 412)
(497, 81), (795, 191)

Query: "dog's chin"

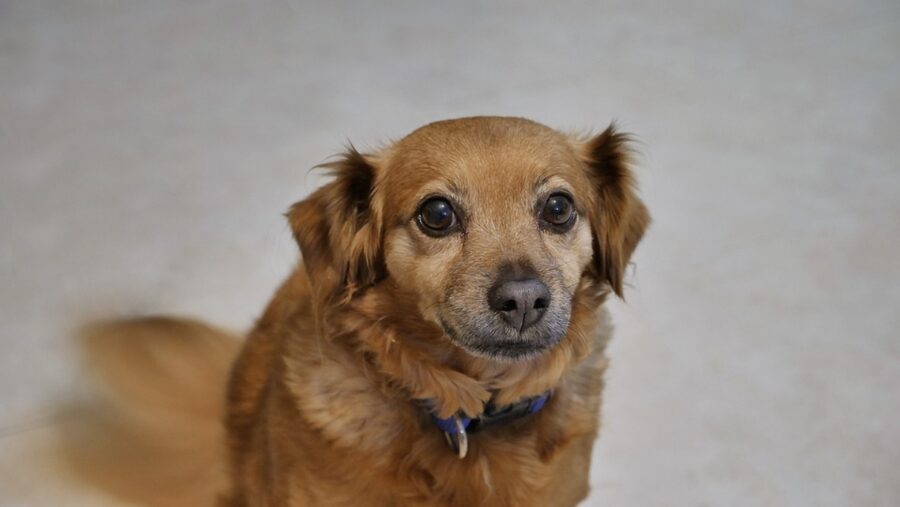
(464, 338), (555, 362)
(439, 319), (565, 362)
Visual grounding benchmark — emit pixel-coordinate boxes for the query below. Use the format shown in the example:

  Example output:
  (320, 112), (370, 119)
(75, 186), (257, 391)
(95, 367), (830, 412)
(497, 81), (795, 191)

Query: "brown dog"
(69, 116), (649, 507)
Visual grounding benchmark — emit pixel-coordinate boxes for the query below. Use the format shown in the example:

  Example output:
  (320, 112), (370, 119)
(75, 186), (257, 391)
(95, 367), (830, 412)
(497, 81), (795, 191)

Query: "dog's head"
(290, 117), (649, 360)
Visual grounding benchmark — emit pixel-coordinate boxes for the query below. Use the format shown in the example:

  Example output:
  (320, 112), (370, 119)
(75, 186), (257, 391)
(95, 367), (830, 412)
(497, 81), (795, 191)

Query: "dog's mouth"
(438, 316), (568, 362)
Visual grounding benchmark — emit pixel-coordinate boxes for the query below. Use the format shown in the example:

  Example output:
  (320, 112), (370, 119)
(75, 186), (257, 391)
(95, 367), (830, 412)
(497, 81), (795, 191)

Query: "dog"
(66, 116), (649, 507)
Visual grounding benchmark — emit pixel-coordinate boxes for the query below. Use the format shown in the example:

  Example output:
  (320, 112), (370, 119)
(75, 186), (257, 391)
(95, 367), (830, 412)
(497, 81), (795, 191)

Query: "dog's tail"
(59, 316), (240, 507)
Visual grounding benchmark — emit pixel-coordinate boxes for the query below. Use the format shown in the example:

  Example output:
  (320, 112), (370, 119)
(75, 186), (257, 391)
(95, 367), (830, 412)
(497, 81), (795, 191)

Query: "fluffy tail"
(59, 316), (240, 507)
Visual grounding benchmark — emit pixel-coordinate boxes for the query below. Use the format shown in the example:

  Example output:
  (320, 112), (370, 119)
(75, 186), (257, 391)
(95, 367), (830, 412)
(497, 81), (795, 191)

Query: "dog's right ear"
(287, 148), (384, 300)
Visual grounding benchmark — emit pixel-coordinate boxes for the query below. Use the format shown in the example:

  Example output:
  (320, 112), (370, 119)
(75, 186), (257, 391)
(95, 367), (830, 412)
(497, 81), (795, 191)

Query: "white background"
(1, 0), (898, 505)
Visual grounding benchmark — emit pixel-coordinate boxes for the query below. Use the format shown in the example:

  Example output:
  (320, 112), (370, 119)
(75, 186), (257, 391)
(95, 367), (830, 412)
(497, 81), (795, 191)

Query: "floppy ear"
(580, 125), (650, 298)
(287, 147), (384, 299)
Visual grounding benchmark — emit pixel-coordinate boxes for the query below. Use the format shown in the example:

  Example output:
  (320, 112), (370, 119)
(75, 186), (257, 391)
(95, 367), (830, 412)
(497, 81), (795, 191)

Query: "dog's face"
(378, 120), (595, 360)
(290, 117), (648, 361)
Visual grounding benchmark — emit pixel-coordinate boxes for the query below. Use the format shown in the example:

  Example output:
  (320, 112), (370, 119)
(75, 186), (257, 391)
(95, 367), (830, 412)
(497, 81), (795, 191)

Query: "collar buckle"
(442, 416), (468, 459)
(430, 391), (552, 459)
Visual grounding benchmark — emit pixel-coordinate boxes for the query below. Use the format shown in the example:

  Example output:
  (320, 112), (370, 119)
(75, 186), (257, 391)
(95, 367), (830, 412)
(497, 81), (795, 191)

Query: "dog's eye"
(541, 194), (575, 230)
(417, 197), (458, 235)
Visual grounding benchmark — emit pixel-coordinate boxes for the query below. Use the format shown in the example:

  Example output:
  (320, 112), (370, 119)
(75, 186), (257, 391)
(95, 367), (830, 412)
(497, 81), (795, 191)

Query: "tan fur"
(60, 317), (239, 507)
(64, 117), (649, 506)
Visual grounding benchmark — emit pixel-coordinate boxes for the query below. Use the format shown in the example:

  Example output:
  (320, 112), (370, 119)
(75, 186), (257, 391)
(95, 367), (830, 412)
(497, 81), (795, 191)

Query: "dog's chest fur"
(223, 269), (613, 507)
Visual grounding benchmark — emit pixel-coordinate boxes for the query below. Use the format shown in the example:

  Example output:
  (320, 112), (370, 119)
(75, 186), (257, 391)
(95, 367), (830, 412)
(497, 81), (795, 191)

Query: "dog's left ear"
(577, 125), (651, 298)
(287, 147), (384, 300)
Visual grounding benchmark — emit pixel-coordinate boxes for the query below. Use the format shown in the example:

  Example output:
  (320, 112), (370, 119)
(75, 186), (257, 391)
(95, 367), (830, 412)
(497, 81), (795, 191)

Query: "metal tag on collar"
(442, 416), (469, 459)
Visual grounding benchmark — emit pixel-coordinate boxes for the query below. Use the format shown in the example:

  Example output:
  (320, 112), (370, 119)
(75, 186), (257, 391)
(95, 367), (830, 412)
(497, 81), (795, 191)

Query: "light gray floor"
(1, 0), (898, 505)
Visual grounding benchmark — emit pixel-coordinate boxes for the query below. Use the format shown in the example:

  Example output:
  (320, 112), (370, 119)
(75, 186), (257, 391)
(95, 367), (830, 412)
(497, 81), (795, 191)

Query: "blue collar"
(430, 391), (552, 459)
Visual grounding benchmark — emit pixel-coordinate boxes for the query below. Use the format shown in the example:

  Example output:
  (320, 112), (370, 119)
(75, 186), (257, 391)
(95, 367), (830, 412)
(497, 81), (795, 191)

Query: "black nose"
(488, 278), (551, 332)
